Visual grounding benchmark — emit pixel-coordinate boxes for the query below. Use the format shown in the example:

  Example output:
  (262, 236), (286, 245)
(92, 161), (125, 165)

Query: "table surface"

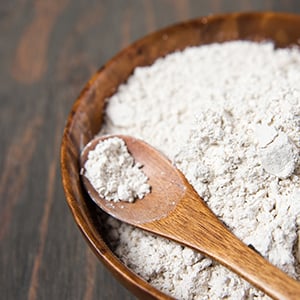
(1, 1), (300, 299)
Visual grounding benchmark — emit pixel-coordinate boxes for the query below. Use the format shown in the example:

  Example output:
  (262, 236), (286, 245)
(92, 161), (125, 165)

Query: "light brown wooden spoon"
(80, 135), (300, 300)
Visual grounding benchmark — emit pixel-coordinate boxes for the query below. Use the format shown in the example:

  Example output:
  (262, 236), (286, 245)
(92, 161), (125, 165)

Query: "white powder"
(83, 137), (150, 202)
(254, 124), (298, 178)
(100, 41), (300, 299)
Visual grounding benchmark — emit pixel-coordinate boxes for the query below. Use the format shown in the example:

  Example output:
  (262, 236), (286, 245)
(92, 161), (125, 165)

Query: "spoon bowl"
(81, 135), (300, 300)
(80, 135), (183, 224)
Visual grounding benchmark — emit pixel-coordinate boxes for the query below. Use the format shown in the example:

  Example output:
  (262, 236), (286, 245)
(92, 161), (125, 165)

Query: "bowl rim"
(60, 11), (300, 299)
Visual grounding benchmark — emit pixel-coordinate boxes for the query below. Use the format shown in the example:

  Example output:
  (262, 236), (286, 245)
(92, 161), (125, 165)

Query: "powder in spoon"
(83, 137), (150, 202)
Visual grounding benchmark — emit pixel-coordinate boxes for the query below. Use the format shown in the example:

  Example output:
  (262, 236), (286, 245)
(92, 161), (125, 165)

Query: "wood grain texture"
(2, 1), (300, 300)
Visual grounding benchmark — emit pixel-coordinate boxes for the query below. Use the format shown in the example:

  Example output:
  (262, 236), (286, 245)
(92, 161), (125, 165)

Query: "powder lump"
(83, 137), (150, 202)
(254, 124), (298, 178)
(100, 41), (300, 299)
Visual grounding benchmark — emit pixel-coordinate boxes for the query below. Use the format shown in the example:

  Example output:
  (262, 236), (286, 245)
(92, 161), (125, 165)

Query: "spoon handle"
(144, 186), (300, 300)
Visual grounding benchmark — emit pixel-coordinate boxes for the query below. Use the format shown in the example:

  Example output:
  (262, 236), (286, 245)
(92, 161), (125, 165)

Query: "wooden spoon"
(80, 135), (300, 300)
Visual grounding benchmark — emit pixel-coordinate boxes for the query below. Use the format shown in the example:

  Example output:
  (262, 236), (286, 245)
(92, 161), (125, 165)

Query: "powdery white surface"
(101, 41), (300, 299)
(84, 137), (150, 202)
(255, 126), (298, 179)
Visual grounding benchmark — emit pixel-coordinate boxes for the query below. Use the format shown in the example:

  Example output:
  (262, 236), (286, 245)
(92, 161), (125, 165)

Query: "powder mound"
(84, 137), (150, 202)
(101, 41), (300, 299)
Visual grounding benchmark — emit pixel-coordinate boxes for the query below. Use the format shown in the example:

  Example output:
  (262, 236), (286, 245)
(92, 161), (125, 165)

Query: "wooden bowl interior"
(61, 12), (300, 299)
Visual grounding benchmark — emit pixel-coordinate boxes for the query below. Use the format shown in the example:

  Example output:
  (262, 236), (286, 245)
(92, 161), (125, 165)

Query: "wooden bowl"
(60, 12), (300, 299)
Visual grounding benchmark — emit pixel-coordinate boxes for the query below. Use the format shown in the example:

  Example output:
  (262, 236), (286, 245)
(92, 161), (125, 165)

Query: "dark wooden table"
(1, 1), (300, 299)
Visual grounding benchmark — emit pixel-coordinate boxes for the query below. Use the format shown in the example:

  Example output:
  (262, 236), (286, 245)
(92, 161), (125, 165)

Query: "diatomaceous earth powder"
(100, 41), (300, 299)
(83, 137), (150, 202)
